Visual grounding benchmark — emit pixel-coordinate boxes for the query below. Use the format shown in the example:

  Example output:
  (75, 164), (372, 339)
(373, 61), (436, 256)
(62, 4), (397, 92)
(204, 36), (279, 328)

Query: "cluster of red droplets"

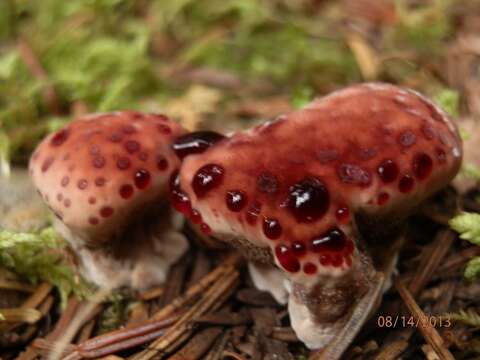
(275, 227), (354, 274)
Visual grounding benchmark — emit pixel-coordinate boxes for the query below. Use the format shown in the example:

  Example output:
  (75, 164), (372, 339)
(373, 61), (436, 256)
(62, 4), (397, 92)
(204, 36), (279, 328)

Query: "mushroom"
(174, 83), (462, 355)
(29, 111), (189, 289)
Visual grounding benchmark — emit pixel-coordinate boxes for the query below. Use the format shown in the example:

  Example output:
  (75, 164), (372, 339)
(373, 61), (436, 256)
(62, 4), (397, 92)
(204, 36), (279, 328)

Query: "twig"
(169, 327), (223, 360)
(17, 38), (62, 114)
(395, 281), (455, 360)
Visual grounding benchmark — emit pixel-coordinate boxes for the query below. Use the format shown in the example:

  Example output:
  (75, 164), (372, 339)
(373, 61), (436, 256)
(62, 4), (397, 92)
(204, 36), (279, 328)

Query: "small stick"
(395, 281), (455, 360)
(169, 327), (223, 360)
(17, 38), (62, 114)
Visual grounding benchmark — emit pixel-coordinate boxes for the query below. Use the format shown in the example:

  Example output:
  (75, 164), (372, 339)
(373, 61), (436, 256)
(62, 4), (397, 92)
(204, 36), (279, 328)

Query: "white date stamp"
(377, 315), (452, 328)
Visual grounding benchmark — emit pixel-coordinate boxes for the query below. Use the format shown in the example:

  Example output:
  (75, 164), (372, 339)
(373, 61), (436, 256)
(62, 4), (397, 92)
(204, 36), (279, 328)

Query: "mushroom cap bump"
(175, 83), (462, 349)
(29, 111), (188, 288)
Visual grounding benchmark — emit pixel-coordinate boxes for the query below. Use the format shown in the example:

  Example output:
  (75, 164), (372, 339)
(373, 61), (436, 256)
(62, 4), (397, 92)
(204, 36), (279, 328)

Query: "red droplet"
(157, 124), (171, 135)
(377, 192), (390, 205)
(412, 153), (433, 180)
(286, 177), (329, 222)
(310, 228), (347, 253)
(377, 159), (399, 183)
(169, 172), (192, 216)
(119, 184), (134, 199)
(117, 157), (131, 170)
(422, 124), (436, 140)
(303, 262), (317, 274)
(157, 155), (168, 171)
(398, 174), (414, 193)
(246, 201), (261, 225)
(319, 254), (331, 266)
(275, 245), (300, 273)
(335, 206), (350, 224)
(172, 131), (225, 160)
(125, 140), (140, 154)
(61, 176), (70, 187)
(263, 217), (282, 240)
(41, 156), (54, 172)
(292, 241), (307, 257)
(88, 217), (99, 225)
(100, 206), (114, 218)
(200, 223), (212, 235)
(50, 128), (69, 146)
(331, 254), (343, 267)
(226, 190), (247, 212)
(88, 196), (96, 204)
(134, 169), (151, 189)
(93, 156), (106, 168)
(345, 240), (354, 254)
(77, 179), (88, 190)
(95, 177), (106, 187)
(436, 148), (446, 163)
(190, 209), (202, 224)
(89, 145), (100, 155)
(192, 164), (224, 198)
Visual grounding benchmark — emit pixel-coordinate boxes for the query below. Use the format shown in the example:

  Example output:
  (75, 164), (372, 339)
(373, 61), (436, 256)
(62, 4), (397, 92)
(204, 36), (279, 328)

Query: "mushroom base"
(54, 206), (188, 289)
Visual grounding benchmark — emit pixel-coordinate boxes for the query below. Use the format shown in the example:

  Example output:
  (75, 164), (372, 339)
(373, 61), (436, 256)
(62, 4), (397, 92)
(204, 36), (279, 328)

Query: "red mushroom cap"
(29, 111), (185, 244)
(176, 83), (462, 278)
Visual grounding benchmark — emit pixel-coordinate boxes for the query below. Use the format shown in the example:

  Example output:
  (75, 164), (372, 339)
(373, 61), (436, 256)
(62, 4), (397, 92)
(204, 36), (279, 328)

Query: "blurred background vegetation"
(1, 0), (478, 174)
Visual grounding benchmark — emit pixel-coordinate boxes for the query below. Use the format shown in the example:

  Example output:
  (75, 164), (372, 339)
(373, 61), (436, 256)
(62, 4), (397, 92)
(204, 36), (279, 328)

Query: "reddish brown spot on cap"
(257, 172), (278, 194)
(158, 124), (171, 135)
(335, 206), (350, 224)
(100, 206), (114, 218)
(398, 174), (414, 193)
(93, 156), (106, 168)
(157, 155), (168, 171)
(377, 192), (390, 205)
(89, 217), (99, 225)
(125, 140), (140, 154)
(119, 184), (134, 199)
(292, 241), (306, 257)
(398, 130), (416, 147)
(50, 129), (70, 146)
(41, 156), (54, 172)
(77, 179), (88, 190)
(61, 176), (70, 187)
(303, 262), (318, 274)
(95, 177), (106, 187)
(337, 163), (371, 186)
(117, 157), (131, 170)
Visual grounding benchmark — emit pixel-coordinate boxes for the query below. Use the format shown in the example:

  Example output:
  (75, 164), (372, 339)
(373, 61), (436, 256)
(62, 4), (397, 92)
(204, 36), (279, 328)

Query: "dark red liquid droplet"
(331, 254), (343, 267)
(377, 159), (399, 183)
(110, 133), (123, 143)
(335, 206), (350, 224)
(88, 196), (96, 204)
(200, 223), (212, 235)
(377, 192), (390, 205)
(41, 156), (54, 172)
(275, 245), (300, 273)
(303, 262), (317, 274)
(119, 184), (134, 199)
(310, 227), (347, 253)
(263, 217), (282, 240)
(190, 209), (202, 224)
(61, 176), (70, 187)
(134, 169), (151, 189)
(122, 125), (136, 134)
(398, 174), (414, 193)
(157, 155), (168, 171)
(169, 172), (192, 216)
(412, 153), (433, 180)
(100, 206), (114, 218)
(286, 177), (329, 223)
(57, 193), (63, 202)
(50, 128), (69, 146)
(246, 201), (261, 225)
(192, 164), (224, 198)
(172, 131), (226, 160)
(292, 241), (306, 257)
(89, 217), (99, 225)
(226, 190), (247, 212)
(319, 254), (331, 266)
(158, 124), (171, 134)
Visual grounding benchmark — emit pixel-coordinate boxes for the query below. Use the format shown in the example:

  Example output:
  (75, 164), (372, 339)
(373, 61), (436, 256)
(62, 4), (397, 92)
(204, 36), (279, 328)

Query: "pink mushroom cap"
(175, 83), (462, 277)
(29, 111), (185, 245)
